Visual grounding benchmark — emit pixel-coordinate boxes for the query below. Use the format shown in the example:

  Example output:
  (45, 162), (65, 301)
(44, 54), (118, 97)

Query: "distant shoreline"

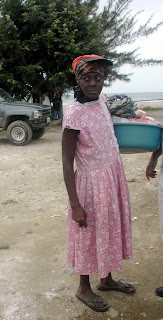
(63, 99), (163, 111)
(62, 91), (163, 105)
(135, 100), (163, 109)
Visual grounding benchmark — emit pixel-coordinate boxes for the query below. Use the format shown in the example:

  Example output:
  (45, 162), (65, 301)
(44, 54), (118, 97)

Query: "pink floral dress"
(63, 94), (132, 278)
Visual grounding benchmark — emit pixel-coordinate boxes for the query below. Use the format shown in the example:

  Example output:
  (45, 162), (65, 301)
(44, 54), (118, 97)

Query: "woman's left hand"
(146, 159), (158, 180)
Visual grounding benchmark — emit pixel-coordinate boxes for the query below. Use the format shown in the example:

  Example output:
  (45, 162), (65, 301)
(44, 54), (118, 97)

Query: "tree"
(0, 0), (163, 99)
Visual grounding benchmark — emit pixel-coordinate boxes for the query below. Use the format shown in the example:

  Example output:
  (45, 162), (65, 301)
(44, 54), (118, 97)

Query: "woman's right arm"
(62, 128), (87, 227)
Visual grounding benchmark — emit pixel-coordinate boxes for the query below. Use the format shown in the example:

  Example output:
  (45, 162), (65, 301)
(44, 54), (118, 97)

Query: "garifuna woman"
(62, 54), (135, 312)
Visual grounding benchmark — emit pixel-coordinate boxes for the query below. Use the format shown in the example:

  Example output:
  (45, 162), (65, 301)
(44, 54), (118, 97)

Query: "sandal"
(97, 280), (135, 294)
(76, 294), (109, 312)
(155, 287), (163, 297)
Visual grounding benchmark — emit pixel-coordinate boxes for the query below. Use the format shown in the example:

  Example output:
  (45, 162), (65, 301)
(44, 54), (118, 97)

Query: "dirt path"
(0, 111), (163, 320)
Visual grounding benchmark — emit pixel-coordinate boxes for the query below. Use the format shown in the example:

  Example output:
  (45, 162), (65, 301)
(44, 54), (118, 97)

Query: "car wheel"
(7, 120), (33, 146)
(32, 127), (45, 139)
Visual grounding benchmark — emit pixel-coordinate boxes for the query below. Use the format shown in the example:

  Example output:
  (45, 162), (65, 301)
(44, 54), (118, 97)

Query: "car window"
(0, 89), (15, 102)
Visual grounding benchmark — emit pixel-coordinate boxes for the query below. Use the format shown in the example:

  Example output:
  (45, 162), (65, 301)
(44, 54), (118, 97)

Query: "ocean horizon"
(62, 91), (163, 104)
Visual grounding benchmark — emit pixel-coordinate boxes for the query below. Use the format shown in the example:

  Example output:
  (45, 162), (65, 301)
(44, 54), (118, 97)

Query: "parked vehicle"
(0, 88), (51, 146)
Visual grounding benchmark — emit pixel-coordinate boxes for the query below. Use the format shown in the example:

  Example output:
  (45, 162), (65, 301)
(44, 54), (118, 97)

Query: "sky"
(99, 0), (163, 93)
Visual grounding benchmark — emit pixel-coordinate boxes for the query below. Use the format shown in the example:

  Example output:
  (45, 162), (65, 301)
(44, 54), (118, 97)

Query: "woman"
(62, 54), (135, 312)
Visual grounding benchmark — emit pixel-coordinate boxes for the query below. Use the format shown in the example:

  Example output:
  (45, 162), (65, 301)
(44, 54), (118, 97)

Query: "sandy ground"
(0, 107), (163, 320)
(135, 100), (163, 110)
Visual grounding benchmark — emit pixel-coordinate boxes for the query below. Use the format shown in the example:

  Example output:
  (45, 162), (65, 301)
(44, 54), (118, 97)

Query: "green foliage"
(0, 0), (163, 99)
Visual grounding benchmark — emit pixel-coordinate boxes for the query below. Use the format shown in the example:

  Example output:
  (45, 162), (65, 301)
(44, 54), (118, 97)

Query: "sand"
(135, 100), (163, 109)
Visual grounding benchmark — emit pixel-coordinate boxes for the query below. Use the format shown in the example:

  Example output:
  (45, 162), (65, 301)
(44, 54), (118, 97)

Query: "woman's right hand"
(62, 128), (87, 228)
(72, 204), (87, 227)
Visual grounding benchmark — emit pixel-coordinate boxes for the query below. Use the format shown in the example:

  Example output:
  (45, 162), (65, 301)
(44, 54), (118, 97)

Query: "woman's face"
(78, 72), (104, 102)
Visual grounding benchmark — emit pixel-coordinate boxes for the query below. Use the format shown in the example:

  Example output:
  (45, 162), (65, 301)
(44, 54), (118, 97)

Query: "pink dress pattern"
(63, 94), (132, 278)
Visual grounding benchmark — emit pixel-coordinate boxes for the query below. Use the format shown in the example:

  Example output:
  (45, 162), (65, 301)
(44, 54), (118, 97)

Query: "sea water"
(62, 91), (163, 104)
(106, 92), (163, 102)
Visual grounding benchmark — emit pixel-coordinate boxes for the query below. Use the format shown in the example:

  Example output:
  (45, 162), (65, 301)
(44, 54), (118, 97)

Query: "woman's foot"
(97, 274), (135, 294)
(76, 288), (109, 312)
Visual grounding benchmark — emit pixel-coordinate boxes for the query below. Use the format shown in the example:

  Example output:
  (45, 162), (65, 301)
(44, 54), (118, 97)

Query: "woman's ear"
(76, 77), (80, 85)
(107, 66), (111, 74)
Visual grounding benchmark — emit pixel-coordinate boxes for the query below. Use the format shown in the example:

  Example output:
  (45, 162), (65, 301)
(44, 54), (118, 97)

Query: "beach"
(135, 100), (163, 110)
(0, 106), (163, 320)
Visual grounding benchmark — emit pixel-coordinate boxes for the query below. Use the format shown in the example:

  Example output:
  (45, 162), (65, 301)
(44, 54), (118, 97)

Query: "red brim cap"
(72, 54), (113, 74)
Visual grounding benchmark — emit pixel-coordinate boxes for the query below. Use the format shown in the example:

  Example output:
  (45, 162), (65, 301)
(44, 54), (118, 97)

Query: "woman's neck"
(83, 95), (100, 103)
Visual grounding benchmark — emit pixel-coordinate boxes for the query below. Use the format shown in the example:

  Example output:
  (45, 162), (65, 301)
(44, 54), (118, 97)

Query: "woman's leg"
(77, 275), (92, 296)
(76, 275), (109, 312)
